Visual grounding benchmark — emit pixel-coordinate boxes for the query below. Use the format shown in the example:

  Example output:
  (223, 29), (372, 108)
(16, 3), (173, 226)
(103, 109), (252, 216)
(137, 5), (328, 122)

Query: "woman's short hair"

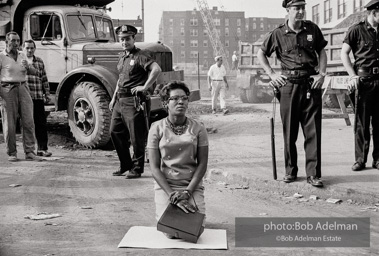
(159, 81), (190, 102)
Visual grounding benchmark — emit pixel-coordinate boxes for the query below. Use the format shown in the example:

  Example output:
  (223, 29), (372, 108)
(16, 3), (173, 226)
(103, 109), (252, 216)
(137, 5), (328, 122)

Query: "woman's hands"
(176, 200), (196, 213)
(169, 191), (196, 213)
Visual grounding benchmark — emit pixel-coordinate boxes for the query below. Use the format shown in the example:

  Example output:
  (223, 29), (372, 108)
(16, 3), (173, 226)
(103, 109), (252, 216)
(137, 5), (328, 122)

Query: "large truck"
(0, 0), (198, 148)
(236, 13), (365, 107)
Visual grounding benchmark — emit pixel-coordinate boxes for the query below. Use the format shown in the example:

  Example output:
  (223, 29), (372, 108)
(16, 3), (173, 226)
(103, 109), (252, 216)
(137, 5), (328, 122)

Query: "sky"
(108, 0), (287, 42)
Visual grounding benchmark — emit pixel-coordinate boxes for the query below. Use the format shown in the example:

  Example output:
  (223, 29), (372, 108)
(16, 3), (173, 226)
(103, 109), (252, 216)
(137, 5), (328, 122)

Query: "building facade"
(307, 0), (368, 29)
(159, 7), (245, 73)
(113, 16), (144, 42)
(244, 17), (285, 43)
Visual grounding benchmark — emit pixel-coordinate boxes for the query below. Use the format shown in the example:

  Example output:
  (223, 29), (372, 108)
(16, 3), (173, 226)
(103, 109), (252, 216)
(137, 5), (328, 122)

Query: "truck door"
(28, 12), (67, 84)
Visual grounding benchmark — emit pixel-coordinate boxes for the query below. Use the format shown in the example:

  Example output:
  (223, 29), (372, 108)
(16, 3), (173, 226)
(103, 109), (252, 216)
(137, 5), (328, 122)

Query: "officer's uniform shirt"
(117, 46), (154, 93)
(261, 20), (327, 70)
(343, 19), (379, 69)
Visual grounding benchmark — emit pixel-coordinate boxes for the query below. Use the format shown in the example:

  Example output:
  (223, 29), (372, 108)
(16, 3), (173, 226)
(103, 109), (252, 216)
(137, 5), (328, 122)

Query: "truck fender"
(55, 64), (118, 111)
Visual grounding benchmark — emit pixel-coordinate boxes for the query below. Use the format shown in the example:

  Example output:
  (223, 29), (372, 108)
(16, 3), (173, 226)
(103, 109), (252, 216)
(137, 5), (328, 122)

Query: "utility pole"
(141, 0), (144, 41)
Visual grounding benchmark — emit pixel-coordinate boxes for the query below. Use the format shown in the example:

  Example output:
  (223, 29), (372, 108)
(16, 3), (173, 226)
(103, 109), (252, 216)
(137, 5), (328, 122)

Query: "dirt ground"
(0, 98), (378, 255)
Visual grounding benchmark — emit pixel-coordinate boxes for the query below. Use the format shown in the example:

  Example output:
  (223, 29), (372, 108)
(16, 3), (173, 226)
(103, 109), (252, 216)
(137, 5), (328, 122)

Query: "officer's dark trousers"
(33, 99), (49, 151)
(110, 97), (148, 173)
(355, 79), (379, 164)
(279, 80), (322, 178)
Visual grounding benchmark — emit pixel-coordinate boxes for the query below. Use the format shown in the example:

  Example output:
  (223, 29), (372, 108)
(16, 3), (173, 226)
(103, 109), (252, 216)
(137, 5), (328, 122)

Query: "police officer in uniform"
(257, 0), (328, 187)
(110, 25), (162, 178)
(341, 0), (379, 172)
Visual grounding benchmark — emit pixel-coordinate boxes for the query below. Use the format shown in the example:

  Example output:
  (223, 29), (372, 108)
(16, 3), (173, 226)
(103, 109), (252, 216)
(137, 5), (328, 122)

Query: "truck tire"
(68, 82), (111, 148)
(323, 94), (350, 109)
(239, 89), (249, 103)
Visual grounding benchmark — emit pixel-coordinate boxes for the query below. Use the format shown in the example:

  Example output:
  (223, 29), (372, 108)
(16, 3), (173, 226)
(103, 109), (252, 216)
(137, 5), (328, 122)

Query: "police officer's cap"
(282, 0), (306, 8)
(365, 0), (379, 10)
(116, 25), (137, 37)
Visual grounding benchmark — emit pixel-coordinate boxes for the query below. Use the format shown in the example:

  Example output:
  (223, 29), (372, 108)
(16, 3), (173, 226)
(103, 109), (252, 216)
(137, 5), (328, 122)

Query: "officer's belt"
(357, 67), (379, 77)
(282, 69), (316, 78)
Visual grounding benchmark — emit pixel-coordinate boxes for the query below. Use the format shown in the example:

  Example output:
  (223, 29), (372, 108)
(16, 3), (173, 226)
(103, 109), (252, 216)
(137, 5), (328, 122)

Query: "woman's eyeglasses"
(168, 95), (189, 102)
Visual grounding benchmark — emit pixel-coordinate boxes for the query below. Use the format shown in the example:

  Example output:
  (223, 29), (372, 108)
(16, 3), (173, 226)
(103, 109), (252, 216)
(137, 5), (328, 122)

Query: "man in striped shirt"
(23, 40), (52, 157)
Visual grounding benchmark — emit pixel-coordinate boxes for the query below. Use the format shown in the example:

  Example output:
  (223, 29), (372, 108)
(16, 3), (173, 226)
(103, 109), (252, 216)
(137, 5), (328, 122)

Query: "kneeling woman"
(147, 81), (209, 236)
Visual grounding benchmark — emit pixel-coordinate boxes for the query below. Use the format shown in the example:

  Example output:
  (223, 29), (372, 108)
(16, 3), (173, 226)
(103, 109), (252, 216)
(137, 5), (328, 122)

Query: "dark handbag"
(157, 196), (205, 243)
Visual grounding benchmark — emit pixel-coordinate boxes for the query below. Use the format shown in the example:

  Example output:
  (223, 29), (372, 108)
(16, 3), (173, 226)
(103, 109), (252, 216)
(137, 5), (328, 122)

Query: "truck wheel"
(246, 87), (259, 103)
(68, 82), (111, 148)
(239, 89), (249, 103)
(323, 94), (350, 109)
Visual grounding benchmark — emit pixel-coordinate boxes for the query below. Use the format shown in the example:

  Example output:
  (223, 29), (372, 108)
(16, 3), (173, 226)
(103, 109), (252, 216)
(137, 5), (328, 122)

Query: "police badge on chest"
(130, 59), (135, 66)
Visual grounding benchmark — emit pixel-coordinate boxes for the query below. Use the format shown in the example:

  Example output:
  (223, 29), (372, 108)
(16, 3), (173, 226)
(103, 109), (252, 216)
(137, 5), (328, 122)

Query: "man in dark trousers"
(0, 32), (41, 162)
(23, 39), (52, 157)
(109, 25), (161, 179)
(257, 0), (327, 187)
(341, 0), (379, 172)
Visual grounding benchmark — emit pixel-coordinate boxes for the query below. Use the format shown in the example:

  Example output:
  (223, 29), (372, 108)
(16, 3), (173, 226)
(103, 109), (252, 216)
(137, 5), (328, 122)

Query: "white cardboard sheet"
(118, 226), (227, 250)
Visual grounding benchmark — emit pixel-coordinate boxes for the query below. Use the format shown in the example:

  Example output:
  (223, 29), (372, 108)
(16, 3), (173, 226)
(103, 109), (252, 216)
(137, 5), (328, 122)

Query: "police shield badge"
(307, 35), (313, 42)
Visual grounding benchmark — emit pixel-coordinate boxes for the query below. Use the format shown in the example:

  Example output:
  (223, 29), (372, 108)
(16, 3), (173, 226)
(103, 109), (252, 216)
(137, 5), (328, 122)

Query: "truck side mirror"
(63, 37), (68, 47)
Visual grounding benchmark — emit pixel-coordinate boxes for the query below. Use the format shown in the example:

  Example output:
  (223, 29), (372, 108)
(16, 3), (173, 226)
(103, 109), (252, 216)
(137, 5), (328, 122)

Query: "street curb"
(207, 169), (379, 205)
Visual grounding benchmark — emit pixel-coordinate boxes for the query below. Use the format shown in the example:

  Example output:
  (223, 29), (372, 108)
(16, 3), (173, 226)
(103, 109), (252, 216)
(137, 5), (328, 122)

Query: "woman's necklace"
(167, 117), (188, 135)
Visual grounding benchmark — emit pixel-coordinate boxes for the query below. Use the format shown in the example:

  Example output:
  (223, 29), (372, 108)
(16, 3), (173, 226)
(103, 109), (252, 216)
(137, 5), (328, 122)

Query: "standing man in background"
(232, 51), (238, 70)
(23, 39), (52, 157)
(109, 25), (161, 179)
(0, 32), (41, 161)
(341, 0), (379, 172)
(257, 0), (327, 187)
(208, 56), (229, 115)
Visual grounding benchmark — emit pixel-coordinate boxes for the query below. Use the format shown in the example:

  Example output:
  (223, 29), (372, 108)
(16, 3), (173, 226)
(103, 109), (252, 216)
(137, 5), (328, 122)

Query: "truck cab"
(0, 0), (196, 148)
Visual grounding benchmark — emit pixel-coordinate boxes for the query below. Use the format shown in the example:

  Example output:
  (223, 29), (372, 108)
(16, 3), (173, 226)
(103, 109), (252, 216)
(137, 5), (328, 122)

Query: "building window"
(180, 19), (184, 26)
(180, 28), (184, 35)
(190, 18), (198, 26)
(169, 19), (173, 26)
(204, 50), (208, 58)
(214, 18), (221, 26)
(190, 40), (198, 47)
(217, 29), (221, 35)
(354, 0), (364, 12)
(225, 18), (229, 26)
(203, 40), (208, 47)
(181, 40), (185, 47)
(260, 23), (264, 31)
(324, 0), (332, 23)
(203, 29), (208, 35)
(253, 23), (256, 29)
(338, 0), (346, 19)
(237, 28), (241, 36)
(225, 40), (229, 47)
(225, 28), (229, 36)
(181, 51), (185, 58)
(237, 18), (241, 26)
(190, 51), (198, 58)
(190, 29), (198, 36)
(312, 5), (320, 24)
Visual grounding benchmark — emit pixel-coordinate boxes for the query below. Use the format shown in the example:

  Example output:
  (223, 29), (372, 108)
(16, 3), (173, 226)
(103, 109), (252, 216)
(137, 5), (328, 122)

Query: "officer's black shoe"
(372, 161), (379, 170)
(283, 175), (297, 183)
(351, 162), (365, 172)
(113, 168), (128, 176)
(307, 176), (323, 187)
(126, 167), (142, 179)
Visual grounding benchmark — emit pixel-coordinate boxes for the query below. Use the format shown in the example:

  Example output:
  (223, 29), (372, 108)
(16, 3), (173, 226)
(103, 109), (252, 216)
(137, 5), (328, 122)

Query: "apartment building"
(113, 17), (144, 42)
(244, 17), (285, 43)
(307, 0), (368, 28)
(158, 7), (245, 72)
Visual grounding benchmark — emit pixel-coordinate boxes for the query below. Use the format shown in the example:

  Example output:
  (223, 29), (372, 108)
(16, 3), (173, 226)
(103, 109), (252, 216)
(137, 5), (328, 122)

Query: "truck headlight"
(87, 57), (96, 64)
